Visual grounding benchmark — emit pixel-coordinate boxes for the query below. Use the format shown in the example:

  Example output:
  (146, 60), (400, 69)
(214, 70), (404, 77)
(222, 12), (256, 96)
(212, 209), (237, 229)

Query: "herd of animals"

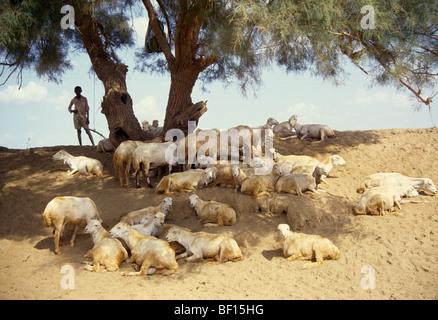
(43, 114), (437, 274)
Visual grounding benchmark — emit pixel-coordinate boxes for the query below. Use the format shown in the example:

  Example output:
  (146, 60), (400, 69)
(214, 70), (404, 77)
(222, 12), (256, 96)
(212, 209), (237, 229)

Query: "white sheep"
(113, 140), (146, 187)
(189, 194), (237, 227)
(155, 167), (218, 195)
(120, 197), (172, 225)
(277, 224), (341, 268)
(42, 196), (101, 254)
(132, 141), (174, 188)
(109, 222), (178, 276)
(53, 150), (103, 177)
(83, 219), (128, 272)
(131, 212), (166, 236)
(289, 114), (335, 142)
(166, 227), (243, 262)
(272, 116), (294, 133)
(275, 166), (327, 196)
(353, 185), (419, 215)
(357, 172), (437, 195)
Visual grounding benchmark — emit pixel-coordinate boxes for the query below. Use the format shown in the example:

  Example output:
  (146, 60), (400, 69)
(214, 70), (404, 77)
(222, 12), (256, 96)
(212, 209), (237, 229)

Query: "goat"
(357, 172), (437, 195)
(353, 185), (419, 215)
(290, 114), (335, 142)
(277, 224), (340, 268)
(120, 197), (172, 225)
(189, 194), (237, 227)
(109, 222), (178, 276)
(53, 150), (103, 177)
(131, 212), (165, 236)
(155, 167), (218, 195)
(83, 219), (128, 272)
(166, 227), (243, 262)
(132, 141), (174, 188)
(42, 196), (101, 254)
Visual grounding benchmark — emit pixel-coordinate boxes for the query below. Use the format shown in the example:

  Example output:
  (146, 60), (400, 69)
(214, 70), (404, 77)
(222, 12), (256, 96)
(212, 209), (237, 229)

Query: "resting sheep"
(357, 172), (437, 195)
(189, 194), (237, 227)
(166, 227), (243, 262)
(290, 114), (335, 142)
(277, 224), (340, 268)
(120, 197), (172, 225)
(83, 219), (128, 272)
(275, 166), (327, 195)
(109, 222), (178, 276)
(155, 168), (218, 195)
(132, 141), (174, 188)
(42, 196), (101, 254)
(53, 150), (103, 177)
(272, 116), (294, 133)
(353, 185), (419, 215)
(131, 212), (165, 236)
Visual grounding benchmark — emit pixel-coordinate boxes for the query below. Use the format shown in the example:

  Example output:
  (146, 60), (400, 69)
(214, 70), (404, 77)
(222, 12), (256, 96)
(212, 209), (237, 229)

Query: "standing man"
(68, 86), (95, 146)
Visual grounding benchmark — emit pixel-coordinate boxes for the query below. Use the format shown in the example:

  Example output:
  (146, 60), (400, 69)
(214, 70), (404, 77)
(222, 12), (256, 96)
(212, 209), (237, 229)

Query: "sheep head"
(85, 219), (102, 234)
(162, 197), (173, 214)
(109, 222), (130, 239)
(189, 194), (199, 208)
(166, 227), (183, 243)
(422, 179), (437, 195)
(277, 224), (290, 240)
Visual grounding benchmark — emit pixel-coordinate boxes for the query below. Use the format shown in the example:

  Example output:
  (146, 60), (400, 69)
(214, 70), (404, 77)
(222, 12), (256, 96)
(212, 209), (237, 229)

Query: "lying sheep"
(353, 185), (419, 215)
(132, 141), (174, 188)
(290, 114), (335, 142)
(110, 222), (178, 276)
(357, 172), (437, 195)
(166, 227), (243, 262)
(230, 165), (256, 192)
(240, 173), (278, 198)
(131, 212), (165, 236)
(53, 150), (103, 177)
(155, 167), (218, 195)
(42, 196), (101, 254)
(120, 197), (172, 225)
(189, 194), (237, 227)
(272, 116), (294, 133)
(277, 224), (340, 268)
(83, 219), (128, 272)
(275, 166), (327, 195)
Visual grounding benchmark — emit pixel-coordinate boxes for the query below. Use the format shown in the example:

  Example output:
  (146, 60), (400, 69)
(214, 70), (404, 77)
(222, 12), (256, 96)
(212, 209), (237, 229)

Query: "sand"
(0, 127), (437, 300)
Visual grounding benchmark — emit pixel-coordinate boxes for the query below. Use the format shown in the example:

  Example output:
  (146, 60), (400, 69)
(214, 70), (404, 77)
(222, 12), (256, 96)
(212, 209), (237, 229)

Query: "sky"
(0, 15), (436, 150)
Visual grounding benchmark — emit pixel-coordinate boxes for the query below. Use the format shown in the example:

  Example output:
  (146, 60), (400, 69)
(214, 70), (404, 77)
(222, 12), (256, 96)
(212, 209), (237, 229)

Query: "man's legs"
(77, 129), (82, 146)
(84, 128), (95, 146)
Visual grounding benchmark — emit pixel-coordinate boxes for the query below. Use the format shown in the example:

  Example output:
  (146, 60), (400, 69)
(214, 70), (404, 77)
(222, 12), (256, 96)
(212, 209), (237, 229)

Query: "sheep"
(357, 172), (437, 195)
(189, 194), (237, 227)
(83, 219), (128, 272)
(155, 167), (218, 195)
(230, 165), (257, 192)
(42, 196), (101, 254)
(240, 173), (278, 198)
(113, 140), (146, 187)
(120, 197), (172, 225)
(289, 114), (335, 142)
(109, 222), (178, 276)
(131, 212), (165, 236)
(275, 166), (328, 195)
(132, 141), (175, 188)
(166, 227), (243, 262)
(277, 224), (340, 268)
(96, 138), (114, 154)
(272, 116), (294, 133)
(53, 150), (103, 177)
(353, 185), (419, 215)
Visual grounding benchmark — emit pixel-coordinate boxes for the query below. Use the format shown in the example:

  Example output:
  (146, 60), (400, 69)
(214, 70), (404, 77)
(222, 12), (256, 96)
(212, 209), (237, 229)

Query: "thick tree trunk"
(75, 3), (149, 147)
(163, 70), (207, 135)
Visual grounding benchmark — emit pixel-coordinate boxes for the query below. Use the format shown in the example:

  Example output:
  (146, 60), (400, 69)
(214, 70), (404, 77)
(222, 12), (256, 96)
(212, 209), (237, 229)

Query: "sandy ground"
(0, 127), (437, 300)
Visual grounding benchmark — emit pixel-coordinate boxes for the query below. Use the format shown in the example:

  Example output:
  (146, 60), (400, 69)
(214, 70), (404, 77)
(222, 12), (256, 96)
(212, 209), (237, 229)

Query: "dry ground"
(0, 127), (437, 300)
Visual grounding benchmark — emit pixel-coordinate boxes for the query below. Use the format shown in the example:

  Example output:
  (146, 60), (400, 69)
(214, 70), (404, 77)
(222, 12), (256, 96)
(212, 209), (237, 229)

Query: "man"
(68, 86), (95, 146)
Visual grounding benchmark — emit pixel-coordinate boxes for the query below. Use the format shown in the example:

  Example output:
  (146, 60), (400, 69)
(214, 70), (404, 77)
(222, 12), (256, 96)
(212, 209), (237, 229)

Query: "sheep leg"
(67, 168), (78, 176)
(176, 252), (189, 260)
(69, 224), (81, 246)
(54, 227), (62, 254)
(300, 133), (308, 140)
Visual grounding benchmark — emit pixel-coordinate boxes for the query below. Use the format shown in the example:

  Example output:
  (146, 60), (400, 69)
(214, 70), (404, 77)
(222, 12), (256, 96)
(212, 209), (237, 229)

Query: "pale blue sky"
(0, 15), (436, 149)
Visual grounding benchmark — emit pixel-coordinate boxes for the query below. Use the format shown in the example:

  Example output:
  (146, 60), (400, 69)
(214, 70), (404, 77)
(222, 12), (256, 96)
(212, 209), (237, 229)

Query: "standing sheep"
(189, 194), (237, 227)
(277, 224), (340, 268)
(83, 219), (128, 272)
(42, 196), (101, 254)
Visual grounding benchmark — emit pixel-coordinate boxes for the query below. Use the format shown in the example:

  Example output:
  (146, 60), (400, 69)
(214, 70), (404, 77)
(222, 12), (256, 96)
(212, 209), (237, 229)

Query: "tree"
(1, 0), (150, 146)
(139, 0), (264, 135)
(231, 0), (437, 110)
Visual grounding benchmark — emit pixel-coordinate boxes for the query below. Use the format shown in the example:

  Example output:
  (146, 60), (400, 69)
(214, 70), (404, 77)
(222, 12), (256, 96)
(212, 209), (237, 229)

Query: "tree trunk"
(74, 2), (150, 147)
(163, 69), (207, 135)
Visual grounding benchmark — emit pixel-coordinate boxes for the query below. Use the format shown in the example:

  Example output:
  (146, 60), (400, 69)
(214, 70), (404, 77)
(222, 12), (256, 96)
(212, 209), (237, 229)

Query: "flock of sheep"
(44, 114), (437, 274)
